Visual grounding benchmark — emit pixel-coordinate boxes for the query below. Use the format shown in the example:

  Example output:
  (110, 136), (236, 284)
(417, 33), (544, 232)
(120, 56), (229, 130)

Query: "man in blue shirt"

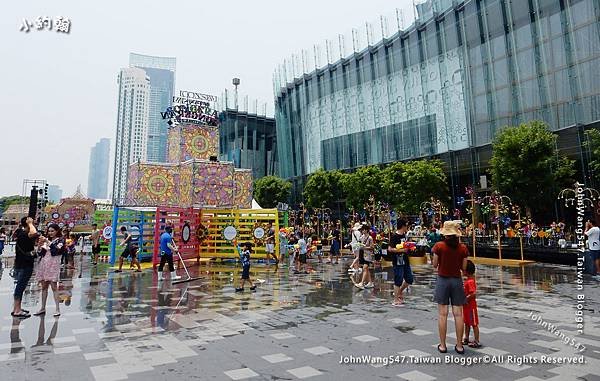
(158, 226), (181, 281)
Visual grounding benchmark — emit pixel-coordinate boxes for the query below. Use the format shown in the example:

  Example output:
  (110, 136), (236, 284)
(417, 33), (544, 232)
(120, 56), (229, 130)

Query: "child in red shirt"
(463, 260), (480, 348)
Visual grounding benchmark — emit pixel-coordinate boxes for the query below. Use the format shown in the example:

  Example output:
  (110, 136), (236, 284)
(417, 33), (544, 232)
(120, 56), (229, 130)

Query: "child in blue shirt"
(236, 242), (257, 292)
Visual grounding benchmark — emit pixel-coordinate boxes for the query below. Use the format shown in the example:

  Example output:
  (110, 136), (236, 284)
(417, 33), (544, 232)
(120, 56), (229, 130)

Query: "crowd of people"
(7, 210), (600, 357)
(8, 217), (96, 319)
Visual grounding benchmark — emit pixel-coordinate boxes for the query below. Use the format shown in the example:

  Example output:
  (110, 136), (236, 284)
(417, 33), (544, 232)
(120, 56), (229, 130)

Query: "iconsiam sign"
(125, 122), (252, 209)
(161, 90), (219, 127)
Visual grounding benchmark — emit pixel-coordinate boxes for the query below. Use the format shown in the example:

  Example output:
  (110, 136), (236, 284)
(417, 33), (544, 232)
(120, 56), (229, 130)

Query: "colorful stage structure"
(48, 187), (95, 233)
(108, 122), (275, 265)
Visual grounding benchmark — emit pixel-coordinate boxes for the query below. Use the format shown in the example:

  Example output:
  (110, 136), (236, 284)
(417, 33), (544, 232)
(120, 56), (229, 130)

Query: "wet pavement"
(1, 250), (599, 381)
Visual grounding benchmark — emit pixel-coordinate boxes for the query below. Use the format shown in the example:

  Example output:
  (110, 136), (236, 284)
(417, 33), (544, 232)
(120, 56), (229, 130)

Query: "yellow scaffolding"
(199, 208), (279, 259)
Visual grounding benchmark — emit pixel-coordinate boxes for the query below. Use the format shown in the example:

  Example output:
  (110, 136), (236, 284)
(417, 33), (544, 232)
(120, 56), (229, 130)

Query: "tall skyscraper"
(88, 138), (110, 199)
(129, 53), (176, 163)
(47, 185), (62, 204)
(112, 67), (150, 204)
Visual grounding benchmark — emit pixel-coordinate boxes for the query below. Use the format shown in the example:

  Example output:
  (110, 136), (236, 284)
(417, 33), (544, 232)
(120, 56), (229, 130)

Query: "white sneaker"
(358, 268), (363, 273)
(171, 271), (182, 280)
(355, 282), (364, 289)
(347, 268), (356, 273)
(364, 282), (374, 288)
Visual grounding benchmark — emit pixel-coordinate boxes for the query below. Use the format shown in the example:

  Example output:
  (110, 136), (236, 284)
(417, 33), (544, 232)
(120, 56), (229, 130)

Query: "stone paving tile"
(304, 346), (334, 355)
(286, 366), (323, 379)
(224, 367), (260, 380)
(261, 352), (294, 363)
(0, 257), (599, 381)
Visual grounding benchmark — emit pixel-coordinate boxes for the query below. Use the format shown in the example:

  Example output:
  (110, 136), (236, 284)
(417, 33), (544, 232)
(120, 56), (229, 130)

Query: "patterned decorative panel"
(233, 169), (253, 209)
(127, 163), (179, 207)
(192, 161), (234, 207)
(49, 198), (95, 232)
(179, 162), (193, 207)
(166, 126), (181, 163)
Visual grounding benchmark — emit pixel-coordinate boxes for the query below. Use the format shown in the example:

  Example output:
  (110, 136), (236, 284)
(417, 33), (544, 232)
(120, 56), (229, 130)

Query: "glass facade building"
(274, 0), (600, 203)
(218, 109), (278, 179)
(129, 53), (176, 163)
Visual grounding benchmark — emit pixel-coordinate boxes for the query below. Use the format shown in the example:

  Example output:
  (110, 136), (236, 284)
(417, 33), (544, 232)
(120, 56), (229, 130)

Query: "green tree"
(395, 159), (448, 214)
(253, 176), (291, 208)
(554, 156), (576, 189)
(341, 165), (383, 210)
(303, 169), (345, 209)
(585, 129), (600, 185)
(490, 120), (574, 216)
(381, 162), (406, 211)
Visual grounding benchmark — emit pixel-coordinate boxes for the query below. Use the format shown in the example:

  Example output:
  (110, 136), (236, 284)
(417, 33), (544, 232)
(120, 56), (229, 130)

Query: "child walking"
(463, 260), (481, 348)
(236, 242), (257, 292)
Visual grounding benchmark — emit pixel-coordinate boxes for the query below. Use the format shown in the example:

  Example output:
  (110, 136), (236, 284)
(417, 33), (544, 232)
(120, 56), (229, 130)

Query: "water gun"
(232, 239), (243, 260)
(395, 242), (417, 251)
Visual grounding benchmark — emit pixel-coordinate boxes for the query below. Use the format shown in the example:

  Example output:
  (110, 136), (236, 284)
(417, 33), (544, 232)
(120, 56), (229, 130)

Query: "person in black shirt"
(12, 217), (38, 318)
(115, 226), (142, 273)
(329, 221), (342, 265)
(386, 220), (414, 306)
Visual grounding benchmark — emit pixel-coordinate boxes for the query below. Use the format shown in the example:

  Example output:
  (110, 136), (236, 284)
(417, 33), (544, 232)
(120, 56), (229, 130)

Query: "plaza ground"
(0, 249), (599, 381)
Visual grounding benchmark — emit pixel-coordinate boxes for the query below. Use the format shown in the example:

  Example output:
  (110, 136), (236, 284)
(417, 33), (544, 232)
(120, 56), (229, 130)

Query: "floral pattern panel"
(233, 169), (253, 209)
(192, 161), (234, 207)
(179, 162), (193, 207)
(127, 163), (179, 206)
(181, 125), (219, 161)
(166, 126), (181, 164)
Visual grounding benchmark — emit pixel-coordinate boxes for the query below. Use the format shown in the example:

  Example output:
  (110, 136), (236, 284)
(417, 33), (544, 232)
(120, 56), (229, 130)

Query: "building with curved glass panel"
(274, 0), (600, 203)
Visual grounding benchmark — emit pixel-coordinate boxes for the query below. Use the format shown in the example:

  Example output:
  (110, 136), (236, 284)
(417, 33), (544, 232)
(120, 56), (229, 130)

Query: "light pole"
(232, 78), (240, 110)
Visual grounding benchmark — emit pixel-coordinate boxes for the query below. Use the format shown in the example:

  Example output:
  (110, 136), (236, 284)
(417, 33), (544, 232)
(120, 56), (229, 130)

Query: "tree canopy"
(382, 159), (448, 214)
(490, 120), (574, 216)
(341, 165), (383, 210)
(253, 176), (291, 208)
(303, 169), (345, 209)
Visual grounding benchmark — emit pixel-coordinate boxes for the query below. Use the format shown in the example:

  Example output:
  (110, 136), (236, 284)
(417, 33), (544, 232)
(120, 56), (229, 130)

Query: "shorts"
(463, 306), (479, 327)
(434, 275), (466, 306)
(393, 264), (414, 287)
(591, 250), (600, 261)
(266, 243), (275, 253)
(359, 250), (373, 266)
(331, 240), (340, 255)
(241, 265), (250, 280)
(92, 244), (101, 255)
(359, 258), (372, 266)
(13, 267), (33, 301)
(121, 247), (138, 259)
(299, 254), (307, 264)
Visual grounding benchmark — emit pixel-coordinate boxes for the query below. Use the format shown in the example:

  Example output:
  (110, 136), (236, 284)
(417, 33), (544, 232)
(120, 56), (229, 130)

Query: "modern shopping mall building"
(274, 0), (600, 204)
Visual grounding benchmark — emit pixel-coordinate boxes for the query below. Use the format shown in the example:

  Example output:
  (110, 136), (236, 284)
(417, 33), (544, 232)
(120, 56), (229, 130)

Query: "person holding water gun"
(235, 241), (257, 292)
(383, 220), (415, 306)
